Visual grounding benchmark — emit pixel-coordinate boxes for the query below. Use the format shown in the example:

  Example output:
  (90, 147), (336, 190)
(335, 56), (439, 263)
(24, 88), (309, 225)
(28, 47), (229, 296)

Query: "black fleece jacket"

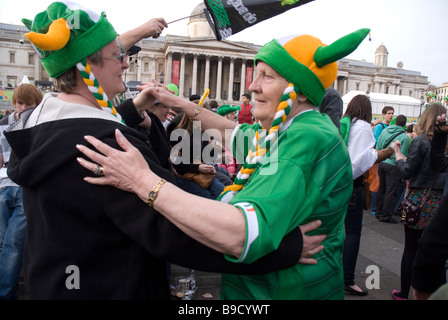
(4, 96), (302, 300)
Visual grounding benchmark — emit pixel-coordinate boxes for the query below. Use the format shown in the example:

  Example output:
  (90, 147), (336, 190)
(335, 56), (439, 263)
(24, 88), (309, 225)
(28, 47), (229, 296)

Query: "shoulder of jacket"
(412, 135), (430, 148)
(402, 132), (411, 140)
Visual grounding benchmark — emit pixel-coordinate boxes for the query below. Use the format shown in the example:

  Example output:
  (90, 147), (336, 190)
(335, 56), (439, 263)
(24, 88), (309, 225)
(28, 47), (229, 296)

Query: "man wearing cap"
(77, 28), (371, 299)
(5, 2), (311, 300)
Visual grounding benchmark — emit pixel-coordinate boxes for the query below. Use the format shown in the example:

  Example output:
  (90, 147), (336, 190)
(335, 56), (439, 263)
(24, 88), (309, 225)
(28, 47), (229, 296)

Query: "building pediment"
(164, 35), (259, 55)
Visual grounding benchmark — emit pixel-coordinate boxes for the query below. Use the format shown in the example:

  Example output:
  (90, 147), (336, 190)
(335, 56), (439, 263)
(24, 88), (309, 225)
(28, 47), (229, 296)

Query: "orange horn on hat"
(24, 18), (70, 51)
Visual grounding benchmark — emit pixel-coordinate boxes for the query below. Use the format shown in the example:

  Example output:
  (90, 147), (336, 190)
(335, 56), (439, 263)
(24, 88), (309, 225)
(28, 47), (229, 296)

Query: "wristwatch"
(147, 179), (166, 207)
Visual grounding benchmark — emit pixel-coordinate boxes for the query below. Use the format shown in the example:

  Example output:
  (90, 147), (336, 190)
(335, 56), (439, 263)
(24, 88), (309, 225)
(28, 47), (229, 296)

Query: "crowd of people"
(0, 110), (13, 120)
(0, 1), (446, 301)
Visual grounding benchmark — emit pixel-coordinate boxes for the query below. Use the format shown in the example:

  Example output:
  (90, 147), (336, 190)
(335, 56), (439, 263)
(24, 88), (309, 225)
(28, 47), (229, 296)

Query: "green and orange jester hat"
(22, 1), (117, 78)
(220, 28), (371, 203)
(254, 28), (371, 106)
(21, 1), (121, 119)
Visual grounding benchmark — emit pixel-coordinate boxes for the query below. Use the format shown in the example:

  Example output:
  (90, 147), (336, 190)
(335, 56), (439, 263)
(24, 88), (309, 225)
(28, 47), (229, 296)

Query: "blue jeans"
(175, 176), (225, 200)
(370, 191), (377, 212)
(0, 186), (27, 300)
(394, 181), (406, 213)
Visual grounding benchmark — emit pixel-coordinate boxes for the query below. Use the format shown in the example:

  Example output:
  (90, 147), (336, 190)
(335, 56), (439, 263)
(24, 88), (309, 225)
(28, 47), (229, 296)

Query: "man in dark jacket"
(319, 87), (342, 132)
(375, 115), (411, 223)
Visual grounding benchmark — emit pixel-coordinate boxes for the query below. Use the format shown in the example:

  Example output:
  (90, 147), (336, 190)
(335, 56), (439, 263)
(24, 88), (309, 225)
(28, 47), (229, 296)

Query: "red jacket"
(238, 103), (253, 124)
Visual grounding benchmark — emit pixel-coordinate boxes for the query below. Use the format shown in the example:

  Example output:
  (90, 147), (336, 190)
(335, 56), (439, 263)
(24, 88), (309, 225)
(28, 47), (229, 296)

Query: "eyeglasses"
(102, 52), (127, 63)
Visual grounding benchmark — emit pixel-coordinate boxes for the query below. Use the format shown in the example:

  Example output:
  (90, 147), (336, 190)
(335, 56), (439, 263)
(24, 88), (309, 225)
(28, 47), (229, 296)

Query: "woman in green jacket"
(77, 29), (370, 299)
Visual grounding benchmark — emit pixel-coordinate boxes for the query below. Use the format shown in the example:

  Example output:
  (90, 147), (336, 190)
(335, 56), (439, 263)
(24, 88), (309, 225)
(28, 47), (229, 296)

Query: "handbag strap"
(383, 131), (405, 149)
(419, 174), (439, 204)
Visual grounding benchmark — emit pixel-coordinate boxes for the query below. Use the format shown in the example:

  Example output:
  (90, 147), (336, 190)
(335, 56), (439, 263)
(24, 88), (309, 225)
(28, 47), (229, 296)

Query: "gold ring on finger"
(93, 164), (104, 176)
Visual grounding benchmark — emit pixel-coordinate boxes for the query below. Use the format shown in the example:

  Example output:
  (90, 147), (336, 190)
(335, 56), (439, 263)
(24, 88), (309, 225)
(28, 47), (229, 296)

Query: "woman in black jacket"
(429, 113), (448, 196)
(412, 195), (448, 299)
(390, 102), (447, 300)
(410, 112), (448, 299)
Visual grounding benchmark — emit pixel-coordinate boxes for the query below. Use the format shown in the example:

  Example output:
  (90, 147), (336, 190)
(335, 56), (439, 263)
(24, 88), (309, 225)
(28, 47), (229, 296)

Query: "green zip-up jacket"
(221, 110), (353, 300)
(375, 125), (411, 166)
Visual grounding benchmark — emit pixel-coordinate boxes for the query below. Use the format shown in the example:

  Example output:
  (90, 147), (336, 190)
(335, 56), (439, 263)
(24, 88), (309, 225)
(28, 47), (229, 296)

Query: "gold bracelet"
(190, 104), (203, 121)
(147, 179), (166, 207)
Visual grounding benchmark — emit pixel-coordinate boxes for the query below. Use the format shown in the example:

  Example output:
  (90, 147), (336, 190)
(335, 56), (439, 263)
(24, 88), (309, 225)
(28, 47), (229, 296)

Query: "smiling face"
(88, 40), (129, 99)
(248, 62), (289, 129)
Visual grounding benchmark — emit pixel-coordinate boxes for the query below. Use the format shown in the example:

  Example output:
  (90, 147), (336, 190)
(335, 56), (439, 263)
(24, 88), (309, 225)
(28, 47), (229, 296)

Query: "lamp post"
(160, 71), (164, 84)
(419, 95), (425, 118)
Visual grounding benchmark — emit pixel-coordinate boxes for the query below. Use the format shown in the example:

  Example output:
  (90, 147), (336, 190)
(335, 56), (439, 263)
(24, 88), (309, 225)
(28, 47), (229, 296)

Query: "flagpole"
(168, 13), (204, 25)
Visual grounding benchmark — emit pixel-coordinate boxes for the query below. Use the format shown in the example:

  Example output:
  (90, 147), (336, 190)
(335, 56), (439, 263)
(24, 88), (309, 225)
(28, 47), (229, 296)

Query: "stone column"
(216, 56), (223, 101)
(165, 52), (173, 84)
(204, 55), (210, 92)
(152, 58), (158, 83)
(137, 55), (142, 81)
(228, 57), (235, 102)
(192, 54), (198, 95)
(179, 54), (185, 98)
(391, 84), (396, 95)
(240, 59), (246, 98)
(34, 54), (40, 82)
(343, 78), (348, 96)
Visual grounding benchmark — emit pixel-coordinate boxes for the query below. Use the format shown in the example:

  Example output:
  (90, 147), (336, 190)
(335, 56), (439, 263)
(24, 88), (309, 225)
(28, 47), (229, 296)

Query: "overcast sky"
(1, 0), (447, 86)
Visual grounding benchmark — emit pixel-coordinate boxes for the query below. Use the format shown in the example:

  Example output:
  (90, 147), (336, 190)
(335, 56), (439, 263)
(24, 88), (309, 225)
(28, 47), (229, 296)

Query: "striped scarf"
(220, 83), (298, 203)
(76, 58), (123, 122)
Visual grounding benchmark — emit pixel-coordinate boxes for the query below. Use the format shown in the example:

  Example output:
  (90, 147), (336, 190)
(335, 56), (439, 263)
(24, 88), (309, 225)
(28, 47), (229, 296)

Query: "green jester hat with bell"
(22, 1), (121, 120)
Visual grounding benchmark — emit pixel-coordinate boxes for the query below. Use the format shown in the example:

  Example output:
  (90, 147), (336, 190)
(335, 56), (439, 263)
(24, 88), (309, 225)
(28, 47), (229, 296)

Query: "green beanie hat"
(217, 105), (241, 117)
(254, 28), (370, 106)
(22, 1), (117, 78)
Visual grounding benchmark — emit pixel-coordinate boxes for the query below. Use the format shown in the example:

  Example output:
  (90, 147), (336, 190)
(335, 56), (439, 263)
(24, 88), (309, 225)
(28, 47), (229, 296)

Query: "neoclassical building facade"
(336, 43), (429, 101)
(0, 3), (430, 108)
